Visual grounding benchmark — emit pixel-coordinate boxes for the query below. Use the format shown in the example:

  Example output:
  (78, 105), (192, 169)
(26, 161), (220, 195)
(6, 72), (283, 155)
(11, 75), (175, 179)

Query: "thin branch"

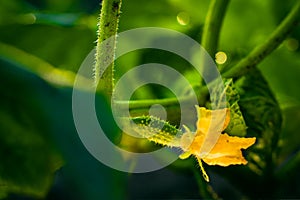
(223, 1), (300, 78)
(113, 86), (208, 115)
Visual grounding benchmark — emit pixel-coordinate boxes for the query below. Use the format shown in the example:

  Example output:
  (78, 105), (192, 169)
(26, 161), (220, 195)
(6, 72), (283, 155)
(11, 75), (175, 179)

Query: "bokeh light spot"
(285, 38), (299, 51)
(177, 12), (190, 26)
(215, 51), (227, 64)
(20, 13), (36, 25)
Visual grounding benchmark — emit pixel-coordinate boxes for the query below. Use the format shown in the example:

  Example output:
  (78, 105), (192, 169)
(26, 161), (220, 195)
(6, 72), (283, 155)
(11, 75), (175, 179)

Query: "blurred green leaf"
(277, 105), (300, 166)
(0, 0), (300, 199)
(274, 105), (300, 198)
(259, 47), (300, 107)
(0, 24), (95, 72)
(220, 0), (275, 52)
(0, 56), (127, 199)
(0, 58), (63, 198)
(0, 42), (76, 88)
(236, 68), (282, 175)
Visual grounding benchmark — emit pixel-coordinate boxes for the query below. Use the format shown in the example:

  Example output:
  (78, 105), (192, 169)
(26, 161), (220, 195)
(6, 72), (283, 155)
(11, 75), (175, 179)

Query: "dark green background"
(0, 0), (300, 199)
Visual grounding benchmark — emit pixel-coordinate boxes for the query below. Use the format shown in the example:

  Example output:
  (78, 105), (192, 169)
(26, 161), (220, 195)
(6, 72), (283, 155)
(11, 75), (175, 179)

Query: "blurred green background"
(0, 0), (300, 199)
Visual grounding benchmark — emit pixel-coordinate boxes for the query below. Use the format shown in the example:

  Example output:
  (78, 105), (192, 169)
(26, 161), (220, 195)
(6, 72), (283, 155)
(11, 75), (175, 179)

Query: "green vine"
(120, 1), (300, 115)
(223, 1), (300, 78)
(94, 0), (122, 97)
(201, 0), (230, 58)
(1, 0), (300, 198)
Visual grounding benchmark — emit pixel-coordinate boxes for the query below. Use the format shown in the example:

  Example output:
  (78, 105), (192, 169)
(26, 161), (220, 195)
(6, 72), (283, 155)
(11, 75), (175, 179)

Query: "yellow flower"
(179, 106), (256, 182)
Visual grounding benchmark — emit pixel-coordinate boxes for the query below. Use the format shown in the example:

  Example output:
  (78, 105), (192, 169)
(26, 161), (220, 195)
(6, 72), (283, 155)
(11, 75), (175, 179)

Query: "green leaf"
(236, 68), (282, 176)
(0, 24), (95, 73)
(210, 79), (247, 136)
(224, 79), (247, 136)
(209, 69), (282, 199)
(0, 58), (63, 198)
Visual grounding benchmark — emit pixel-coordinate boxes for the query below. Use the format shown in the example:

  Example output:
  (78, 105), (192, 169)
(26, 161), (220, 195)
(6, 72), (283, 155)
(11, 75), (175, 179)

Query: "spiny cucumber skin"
(131, 116), (183, 147)
(132, 116), (182, 136)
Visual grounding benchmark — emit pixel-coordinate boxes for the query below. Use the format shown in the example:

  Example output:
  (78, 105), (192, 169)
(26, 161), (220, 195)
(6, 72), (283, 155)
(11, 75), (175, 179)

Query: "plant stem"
(94, 0), (122, 98)
(201, 0), (230, 58)
(223, 1), (300, 78)
(114, 86), (208, 115)
(200, 0), (230, 88)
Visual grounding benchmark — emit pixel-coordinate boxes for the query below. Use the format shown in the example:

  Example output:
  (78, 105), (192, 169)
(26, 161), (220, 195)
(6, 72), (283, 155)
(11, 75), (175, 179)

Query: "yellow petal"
(179, 106), (256, 175)
(196, 106), (230, 134)
(201, 133), (256, 166)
